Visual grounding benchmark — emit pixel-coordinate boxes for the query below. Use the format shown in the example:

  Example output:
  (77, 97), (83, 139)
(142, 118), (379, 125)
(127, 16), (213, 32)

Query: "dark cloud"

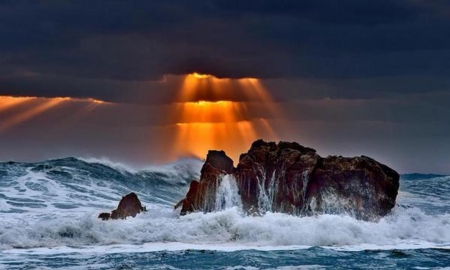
(215, 0), (421, 25)
(1, 1), (450, 173)
(0, 0), (449, 85)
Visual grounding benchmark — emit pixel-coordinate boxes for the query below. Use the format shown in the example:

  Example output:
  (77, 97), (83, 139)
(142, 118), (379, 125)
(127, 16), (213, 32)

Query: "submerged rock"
(98, 212), (111, 220)
(175, 140), (400, 220)
(98, 192), (146, 220)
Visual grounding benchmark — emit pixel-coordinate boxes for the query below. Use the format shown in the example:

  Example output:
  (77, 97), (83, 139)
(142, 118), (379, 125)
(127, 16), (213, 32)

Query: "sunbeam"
(172, 73), (282, 161)
(0, 96), (109, 133)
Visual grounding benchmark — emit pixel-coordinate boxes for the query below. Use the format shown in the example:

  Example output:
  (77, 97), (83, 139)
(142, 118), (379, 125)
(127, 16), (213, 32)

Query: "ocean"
(0, 157), (449, 269)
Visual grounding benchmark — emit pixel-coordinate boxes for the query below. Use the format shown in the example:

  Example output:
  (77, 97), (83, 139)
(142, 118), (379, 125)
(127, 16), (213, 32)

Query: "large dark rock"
(175, 140), (400, 220)
(98, 192), (146, 220)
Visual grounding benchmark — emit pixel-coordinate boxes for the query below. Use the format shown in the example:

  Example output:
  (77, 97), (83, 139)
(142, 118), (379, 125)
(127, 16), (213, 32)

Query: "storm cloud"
(1, 1), (449, 88)
(0, 1), (449, 173)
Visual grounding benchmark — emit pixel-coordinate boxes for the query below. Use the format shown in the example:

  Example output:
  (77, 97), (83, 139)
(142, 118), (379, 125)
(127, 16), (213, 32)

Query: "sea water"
(0, 157), (449, 269)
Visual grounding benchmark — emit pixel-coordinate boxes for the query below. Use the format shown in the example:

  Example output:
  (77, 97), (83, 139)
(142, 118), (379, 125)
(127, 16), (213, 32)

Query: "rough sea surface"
(0, 157), (449, 269)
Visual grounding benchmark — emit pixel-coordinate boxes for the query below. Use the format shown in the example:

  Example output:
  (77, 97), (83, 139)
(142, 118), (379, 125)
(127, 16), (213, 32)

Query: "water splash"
(257, 169), (277, 214)
(215, 175), (242, 211)
(1, 158), (450, 254)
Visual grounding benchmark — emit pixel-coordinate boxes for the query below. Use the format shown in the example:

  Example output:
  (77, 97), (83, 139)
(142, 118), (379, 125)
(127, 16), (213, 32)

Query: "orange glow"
(0, 96), (36, 112)
(172, 73), (282, 161)
(0, 96), (109, 133)
(192, 73), (212, 79)
(178, 73), (233, 103)
(84, 98), (106, 104)
(177, 100), (248, 123)
(175, 121), (259, 161)
(0, 98), (65, 132)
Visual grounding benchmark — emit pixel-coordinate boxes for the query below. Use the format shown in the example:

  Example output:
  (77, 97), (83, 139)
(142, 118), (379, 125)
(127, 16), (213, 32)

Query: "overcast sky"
(0, 0), (449, 174)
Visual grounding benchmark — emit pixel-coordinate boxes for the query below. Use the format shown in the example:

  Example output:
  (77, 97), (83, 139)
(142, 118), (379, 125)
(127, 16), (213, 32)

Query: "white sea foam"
(0, 167), (122, 213)
(80, 156), (203, 185)
(215, 175), (242, 211)
(1, 158), (450, 255)
(141, 158), (203, 179)
(79, 157), (140, 174)
(0, 157), (204, 215)
(1, 204), (449, 252)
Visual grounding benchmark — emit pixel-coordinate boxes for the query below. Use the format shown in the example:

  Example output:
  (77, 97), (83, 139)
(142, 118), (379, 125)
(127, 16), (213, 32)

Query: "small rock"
(98, 192), (146, 220)
(98, 212), (111, 220)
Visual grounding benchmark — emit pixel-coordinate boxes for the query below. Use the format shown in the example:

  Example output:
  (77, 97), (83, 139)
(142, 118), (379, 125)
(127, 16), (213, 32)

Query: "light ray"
(0, 98), (66, 132)
(258, 118), (278, 140)
(0, 96), (110, 133)
(172, 73), (282, 161)
(0, 96), (36, 112)
(238, 78), (281, 118)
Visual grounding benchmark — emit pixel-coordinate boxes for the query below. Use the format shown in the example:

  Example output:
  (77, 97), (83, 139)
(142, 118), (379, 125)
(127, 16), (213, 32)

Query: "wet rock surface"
(99, 192), (146, 220)
(176, 140), (400, 220)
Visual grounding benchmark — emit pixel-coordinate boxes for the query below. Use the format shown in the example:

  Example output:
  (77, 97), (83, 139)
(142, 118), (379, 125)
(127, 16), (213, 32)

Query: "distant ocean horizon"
(1, 157), (449, 269)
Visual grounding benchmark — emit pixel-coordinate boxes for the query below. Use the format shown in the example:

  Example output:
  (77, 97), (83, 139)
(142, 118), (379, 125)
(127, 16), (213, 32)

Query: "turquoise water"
(1, 158), (449, 269)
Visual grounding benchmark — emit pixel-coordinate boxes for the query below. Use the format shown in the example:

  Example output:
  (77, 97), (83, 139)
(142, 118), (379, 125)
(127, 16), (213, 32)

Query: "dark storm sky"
(1, 0), (449, 173)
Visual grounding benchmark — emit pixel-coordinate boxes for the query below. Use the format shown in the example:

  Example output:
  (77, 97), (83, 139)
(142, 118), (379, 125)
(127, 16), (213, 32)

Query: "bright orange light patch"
(0, 96), (109, 133)
(177, 100), (248, 123)
(0, 98), (65, 132)
(0, 96), (36, 112)
(173, 73), (282, 161)
(192, 73), (212, 79)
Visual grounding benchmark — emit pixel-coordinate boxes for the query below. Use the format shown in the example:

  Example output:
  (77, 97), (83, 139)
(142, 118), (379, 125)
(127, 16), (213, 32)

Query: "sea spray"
(215, 175), (242, 211)
(257, 170), (277, 214)
(1, 158), (450, 269)
(4, 205), (450, 250)
(0, 157), (202, 214)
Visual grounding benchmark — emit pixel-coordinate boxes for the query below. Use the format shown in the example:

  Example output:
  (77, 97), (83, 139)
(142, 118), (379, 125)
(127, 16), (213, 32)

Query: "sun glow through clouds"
(173, 73), (282, 161)
(0, 96), (109, 132)
(192, 72), (212, 79)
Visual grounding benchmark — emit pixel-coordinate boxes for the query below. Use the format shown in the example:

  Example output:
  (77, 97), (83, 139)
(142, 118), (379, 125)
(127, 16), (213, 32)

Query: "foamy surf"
(1, 158), (450, 269)
(1, 205), (450, 251)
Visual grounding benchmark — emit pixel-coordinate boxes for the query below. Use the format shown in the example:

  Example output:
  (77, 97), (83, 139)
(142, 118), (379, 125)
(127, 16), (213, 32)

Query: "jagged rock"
(202, 150), (234, 174)
(98, 192), (146, 220)
(98, 212), (111, 220)
(175, 150), (234, 215)
(175, 139), (400, 220)
(174, 180), (200, 215)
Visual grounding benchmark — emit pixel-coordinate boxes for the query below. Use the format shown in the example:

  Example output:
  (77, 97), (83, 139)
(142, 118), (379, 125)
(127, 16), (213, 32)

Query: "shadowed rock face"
(202, 150), (234, 175)
(98, 192), (146, 220)
(176, 140), (400, 220)
(174, 150), (234, 215)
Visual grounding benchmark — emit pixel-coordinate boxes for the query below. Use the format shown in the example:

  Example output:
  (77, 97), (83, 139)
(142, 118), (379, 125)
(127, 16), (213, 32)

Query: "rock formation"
(99, 192), (146, 220)
(175, 140), (400, 220)
(174, 150), (234, 215)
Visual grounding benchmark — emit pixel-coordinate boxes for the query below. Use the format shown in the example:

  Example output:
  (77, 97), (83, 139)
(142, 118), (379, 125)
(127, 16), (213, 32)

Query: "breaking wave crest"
(1, 205), (450, 252)
(0, 158), (449, 252)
